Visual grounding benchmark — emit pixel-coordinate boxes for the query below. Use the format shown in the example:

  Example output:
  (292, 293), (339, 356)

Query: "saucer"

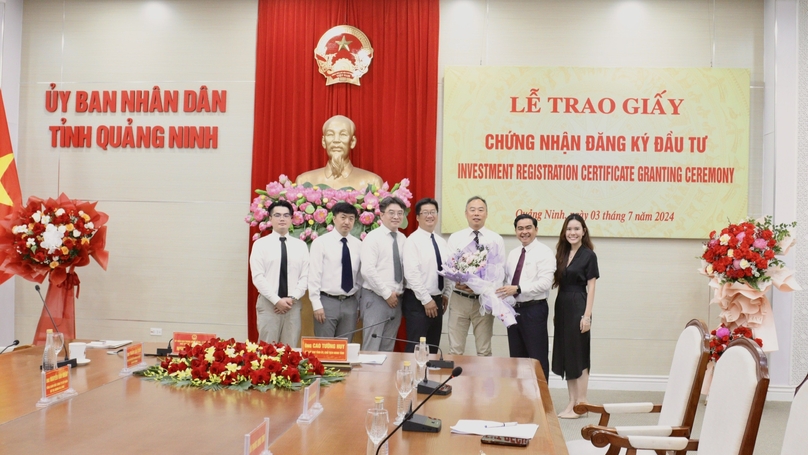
(76, 358), (91, 366)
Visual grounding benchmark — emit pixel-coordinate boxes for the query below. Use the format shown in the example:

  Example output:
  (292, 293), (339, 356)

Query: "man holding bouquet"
(497, 214), (556, 379)
(446, 196), (505, 356)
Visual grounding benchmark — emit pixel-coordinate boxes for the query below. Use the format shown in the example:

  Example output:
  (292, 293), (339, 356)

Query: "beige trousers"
(447, 293), (494, 356)
(256, 295), (301, 347)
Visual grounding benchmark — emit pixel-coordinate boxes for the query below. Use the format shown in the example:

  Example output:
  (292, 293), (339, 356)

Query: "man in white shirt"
(360, 196), (407, 351)
(446, 196), (505, 356)
(308, 202), (362, 339)
(249, 200), (309, 347)
(497, 214), (556, 379)
(403, 198), (451, 353)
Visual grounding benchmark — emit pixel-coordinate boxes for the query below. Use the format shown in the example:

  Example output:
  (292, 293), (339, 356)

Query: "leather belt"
(514, 299), (547, 308)
(321, 292), (355, 301)
(453, 290), (479, 299)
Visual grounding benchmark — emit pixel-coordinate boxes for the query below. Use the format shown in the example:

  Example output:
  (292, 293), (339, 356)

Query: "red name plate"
(247, 419), (268, 455)
(126, 343), (143, 368)
(173, 332), (217, 353)
(44, 366), (71, 397)
(300, 338), (348, 362)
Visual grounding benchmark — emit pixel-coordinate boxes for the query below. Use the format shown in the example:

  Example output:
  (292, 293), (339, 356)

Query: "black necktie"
(278, 237), (288, 298)
(392, 232), (403, 283)
(431, 233), (444, 291)
(473, 230), (480, 247)
(341, 237), (353, 293)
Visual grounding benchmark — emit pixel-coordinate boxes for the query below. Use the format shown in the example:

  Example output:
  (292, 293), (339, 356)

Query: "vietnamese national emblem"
(314, 25), (373, 86)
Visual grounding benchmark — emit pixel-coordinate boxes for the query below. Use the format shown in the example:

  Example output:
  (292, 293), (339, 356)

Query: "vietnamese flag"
(0, 90), (23, 285)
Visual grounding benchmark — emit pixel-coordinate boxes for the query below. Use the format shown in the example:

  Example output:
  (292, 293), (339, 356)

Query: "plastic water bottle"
(42, 329), (57, 371)
(367, 396), (389, 455)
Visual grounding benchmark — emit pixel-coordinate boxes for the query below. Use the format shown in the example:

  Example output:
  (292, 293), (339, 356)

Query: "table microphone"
(369, 334), (454, 369)
(375, 367), (463, 454)
(0, 339), (19, 354)
(35, 284), (77, 369)
(334, 316), (395, 339)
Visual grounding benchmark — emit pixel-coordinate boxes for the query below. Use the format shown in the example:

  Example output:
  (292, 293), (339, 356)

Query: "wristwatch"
(515, 285), (521, 296)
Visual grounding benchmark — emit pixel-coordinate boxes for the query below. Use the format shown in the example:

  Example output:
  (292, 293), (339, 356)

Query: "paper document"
(357, 354), (386, 365)
(450, 420), (539, 439)
(87, 340), (132, 349)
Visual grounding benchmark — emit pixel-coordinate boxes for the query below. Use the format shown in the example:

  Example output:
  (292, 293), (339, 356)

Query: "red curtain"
(249, 0), (439, 342)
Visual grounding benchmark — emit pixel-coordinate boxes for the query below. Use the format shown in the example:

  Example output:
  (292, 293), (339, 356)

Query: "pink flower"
(265, 181), (284, 198)
(313, 208), (328, 224)
(359, 211), (375, 226)
(310, 232), (319, 240)
(716, 327), (730, 338)
(305, 188), (322, 204)
(327, 225), (334, 232)
(252, 233), (261, 241)
(393, 187), (413, 206)
(360, 232), (367, 240)
(753, 238), (767, 249)
(292, 212), (305, 226)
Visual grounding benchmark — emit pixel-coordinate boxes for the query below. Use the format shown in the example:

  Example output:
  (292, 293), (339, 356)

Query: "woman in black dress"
(552, 213), (599, 419)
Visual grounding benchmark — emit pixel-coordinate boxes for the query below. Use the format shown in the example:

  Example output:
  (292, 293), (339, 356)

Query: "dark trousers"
(402, 289), (443, 354)
(507, 299), (549, 380)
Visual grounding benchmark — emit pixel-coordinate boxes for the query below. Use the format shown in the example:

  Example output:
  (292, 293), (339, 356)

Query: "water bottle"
(367, 396), (389, 455)
(42, 329), (56, 371)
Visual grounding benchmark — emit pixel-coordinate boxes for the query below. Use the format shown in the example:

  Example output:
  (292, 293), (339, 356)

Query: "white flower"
(85, 222), (94, 230)
(740, 259), (750, 269)
(57, 225), (66, 233)
(73, 230), (81, 238)
(719, 233), (731, 245)
(706, 264), (713, 274)
(26, 238), (36, 248)
(55, 208), (65, 216)
(11, 225), (27, 234)
(40, 215), (51, 225)
(40, 224), (65, 253)
(32, 212), (41, 223)
(727, 249), (734, 258)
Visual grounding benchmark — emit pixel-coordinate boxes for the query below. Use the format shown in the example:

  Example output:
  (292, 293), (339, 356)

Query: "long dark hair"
(553, 213), (594, 288)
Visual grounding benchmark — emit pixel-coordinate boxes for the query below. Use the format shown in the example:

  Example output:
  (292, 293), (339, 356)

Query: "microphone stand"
(35, 285), (77, 369)
(375, 367), (463, 454)
(371, 334), (453, 395)
(0, 340), (19, 354)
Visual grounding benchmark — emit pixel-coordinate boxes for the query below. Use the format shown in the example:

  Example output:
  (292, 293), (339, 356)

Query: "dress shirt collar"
(520, 238), (538, 252)
(416, 227), (437, 237)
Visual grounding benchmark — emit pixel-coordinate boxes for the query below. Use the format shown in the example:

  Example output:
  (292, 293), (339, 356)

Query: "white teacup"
(347, 343), (360, 363)
(69, 342), (87, 362)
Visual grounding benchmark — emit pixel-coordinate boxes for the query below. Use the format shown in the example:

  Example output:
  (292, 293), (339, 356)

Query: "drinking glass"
(394, 368), (414, 424)
(365, 409), (389, 449)
(52, 332), (64, 362)
(413, 344), (428, 382)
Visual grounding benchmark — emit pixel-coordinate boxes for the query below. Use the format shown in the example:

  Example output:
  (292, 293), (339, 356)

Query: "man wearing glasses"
(446, 196), (505, 356)
(250, 200), (309, 347)
(360, 196), (407, 351)
(402, 198), (450, 353)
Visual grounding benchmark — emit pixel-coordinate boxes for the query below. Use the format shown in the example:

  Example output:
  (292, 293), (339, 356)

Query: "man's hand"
(274, 298), (293, 314)
(424, 300), (438, 318)
(455, 283), (472, 292)
(496, 285), (518, 298)
(442, 295), (449, 311)
(386, 293), (399, 308)
(313, 309), (326, 324)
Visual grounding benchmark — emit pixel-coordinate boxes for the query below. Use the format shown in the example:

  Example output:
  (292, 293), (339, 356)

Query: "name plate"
(297, 378), (323, 424)
(120, 343), (148, 375)
(173, 332), (217, 353)
(300, 338), (348, 362)
(244, 417), (272, 455)
(37, 365), (77, 407)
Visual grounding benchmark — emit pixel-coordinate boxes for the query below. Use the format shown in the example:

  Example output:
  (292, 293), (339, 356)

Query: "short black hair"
(415, 198), (439, 215)
(514, 213), (537, 228)
(332, 201), (358, 217)
(268, 200), (294, 216)
(380, 196), (406, 212)
(466, 196), (487, 208)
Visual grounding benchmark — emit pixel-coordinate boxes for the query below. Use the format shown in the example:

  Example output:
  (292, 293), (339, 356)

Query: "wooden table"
(0, 347), (568, 455)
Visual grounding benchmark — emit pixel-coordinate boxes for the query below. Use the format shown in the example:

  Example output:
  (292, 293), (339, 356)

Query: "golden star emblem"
(0, 153), (14, 207)
(336, 35), (352, 51)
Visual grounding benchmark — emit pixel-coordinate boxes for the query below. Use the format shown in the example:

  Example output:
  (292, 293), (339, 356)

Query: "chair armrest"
(581, 424), (615, 440)
(574, 402), (662, 427)
(590, 430), (699, 454)
(615, 425), (673, 436)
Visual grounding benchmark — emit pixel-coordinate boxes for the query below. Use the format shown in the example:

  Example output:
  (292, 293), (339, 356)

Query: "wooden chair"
(780, 370), (808, 455)
(567, 319), (710, 455)
(589, 337), (769, 455)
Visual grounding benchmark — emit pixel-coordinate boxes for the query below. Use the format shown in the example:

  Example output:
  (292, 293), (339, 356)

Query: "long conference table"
(0, 343), (569, 454)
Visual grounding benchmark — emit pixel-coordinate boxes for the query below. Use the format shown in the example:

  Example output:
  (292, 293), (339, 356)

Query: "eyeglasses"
(384, 211), (404, 218)
(419, 211), (438, 216)
(271, 213), (292, 219)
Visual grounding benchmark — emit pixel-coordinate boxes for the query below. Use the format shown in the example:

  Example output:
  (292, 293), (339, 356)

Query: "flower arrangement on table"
(0, 193), (108, 344)
(698, 216), (799, 353)
(135, 338), (346, 392)
(708, 323), (763, 362)
(440, 242), (517, 328)
(246, 174), (411, 244)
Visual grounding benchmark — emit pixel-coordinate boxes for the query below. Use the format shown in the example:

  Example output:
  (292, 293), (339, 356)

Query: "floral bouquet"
(707, 323), (763, 362)
(134, 338), (346, 392)
(440, 241), (517, 328)
(246, 174), (412, 244)
(698, 216), (799, 352)
(0, 193), (108, 344)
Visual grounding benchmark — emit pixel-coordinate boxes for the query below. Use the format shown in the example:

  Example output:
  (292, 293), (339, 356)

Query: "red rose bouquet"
(135, 338), (345, 392)
(0, 193), (108, 344)
(707, 323), (763, 362)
